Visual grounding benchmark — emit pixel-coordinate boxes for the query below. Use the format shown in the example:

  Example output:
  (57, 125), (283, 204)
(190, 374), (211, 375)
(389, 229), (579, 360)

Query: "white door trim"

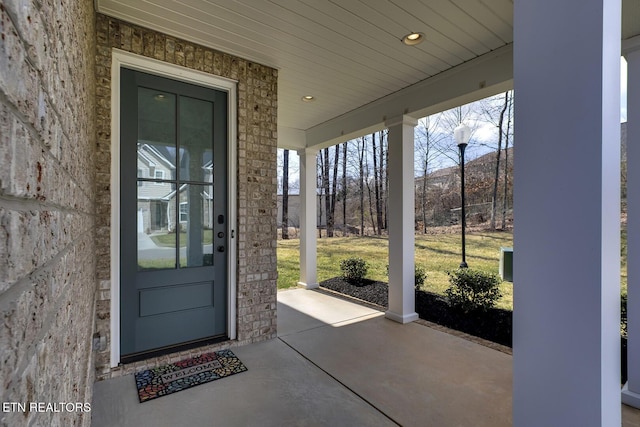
(110, 49), (238, 367)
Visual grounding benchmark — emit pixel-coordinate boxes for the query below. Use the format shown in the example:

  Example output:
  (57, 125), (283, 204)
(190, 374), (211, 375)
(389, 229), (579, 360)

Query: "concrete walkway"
(92, 288), (640, 426)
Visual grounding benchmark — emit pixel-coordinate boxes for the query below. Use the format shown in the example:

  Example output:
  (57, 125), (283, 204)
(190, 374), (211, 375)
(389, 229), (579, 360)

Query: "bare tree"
(358, 136), (366, 236)
(433, 105), (480, 166)
(372, 132), (383, 235)
(380, 130), (387, 231)
(502, 91), (514, 229)
(281, 149), (290, 239)
(363, 140), (377, 235)
(383, 130), (389, 229)
(489, 91), (510, 229)
(329, 145), (340, 237)
(415, 115), (445, 232)
(317, 153), (324, 238)
(342, 142), (348, 235)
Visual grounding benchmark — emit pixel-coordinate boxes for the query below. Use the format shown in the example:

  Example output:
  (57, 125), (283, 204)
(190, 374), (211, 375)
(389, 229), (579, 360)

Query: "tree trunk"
(502, 91), (513, 229)
(329, 145), (339, 237)
(321, 148), (333, 237)
(490, 91), (509, 229)
(359, 137), (365, 236)
(372, 133), (383, 235)
(379, 131), (387, 232)
(317, 153), (323, 238)
(422, 159), (428, 233)
(364, 141), (376, 235)
(366, 177), (377, 235)
(282, 149), (289, 239)
(342, 142), (347, 236)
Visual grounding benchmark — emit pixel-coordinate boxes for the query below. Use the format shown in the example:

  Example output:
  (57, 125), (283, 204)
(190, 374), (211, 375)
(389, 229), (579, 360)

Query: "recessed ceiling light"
(154, 94), (166, 101)
(302, 95), (315, 102)
(402, 32), (425, 46)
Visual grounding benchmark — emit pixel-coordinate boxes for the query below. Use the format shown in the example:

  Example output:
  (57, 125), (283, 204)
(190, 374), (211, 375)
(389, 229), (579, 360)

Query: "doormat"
(134, 349), (247, 403)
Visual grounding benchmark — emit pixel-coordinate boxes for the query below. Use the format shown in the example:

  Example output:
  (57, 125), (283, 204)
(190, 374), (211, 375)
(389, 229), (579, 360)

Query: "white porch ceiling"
(97, 0), (640, 149)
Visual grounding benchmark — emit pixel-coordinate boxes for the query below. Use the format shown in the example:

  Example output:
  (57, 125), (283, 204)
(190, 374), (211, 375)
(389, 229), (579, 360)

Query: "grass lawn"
(278, 231), (515, 310)
(279, 228), (629, 312)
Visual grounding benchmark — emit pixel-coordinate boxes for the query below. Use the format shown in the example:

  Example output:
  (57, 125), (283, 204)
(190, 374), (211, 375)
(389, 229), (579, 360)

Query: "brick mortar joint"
(3, 3), (97, 138)
(0, 93), (97, 206)
(0, 194), (96, 216)
(3, 272), (96, 403)
(0, 227), (96, 312)
(2, 2), (40, 68)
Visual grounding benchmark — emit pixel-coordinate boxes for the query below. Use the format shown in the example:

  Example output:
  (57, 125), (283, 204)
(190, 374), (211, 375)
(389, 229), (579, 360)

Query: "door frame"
(109, 49), (238, 367)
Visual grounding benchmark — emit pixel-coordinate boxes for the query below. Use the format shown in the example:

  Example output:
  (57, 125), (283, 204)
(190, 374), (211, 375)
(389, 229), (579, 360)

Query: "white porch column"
(297, 148), (319, 289)
(514, 1), (621, 425)
(385, 115), (419, 324)
(623, 35), (640, 408)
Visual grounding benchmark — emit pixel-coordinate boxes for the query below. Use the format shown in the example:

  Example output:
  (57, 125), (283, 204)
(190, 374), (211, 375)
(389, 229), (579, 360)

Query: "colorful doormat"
(134, 349), (247, 403)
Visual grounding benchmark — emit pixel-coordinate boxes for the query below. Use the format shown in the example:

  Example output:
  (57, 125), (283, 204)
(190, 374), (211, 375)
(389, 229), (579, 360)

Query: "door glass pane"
(179, 96), (213, 183)
(137, 88), (177, 168)
(136, 87), (177, 271)
(179, 184), (214, 268)
(137, 203), (176, 271)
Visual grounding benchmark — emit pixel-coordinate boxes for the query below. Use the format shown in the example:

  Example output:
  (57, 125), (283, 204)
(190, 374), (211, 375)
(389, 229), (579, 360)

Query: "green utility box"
(500, 247), (513, 282)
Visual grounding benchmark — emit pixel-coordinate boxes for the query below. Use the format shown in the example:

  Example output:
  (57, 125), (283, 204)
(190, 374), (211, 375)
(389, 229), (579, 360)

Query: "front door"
(120, 69), (228, 361)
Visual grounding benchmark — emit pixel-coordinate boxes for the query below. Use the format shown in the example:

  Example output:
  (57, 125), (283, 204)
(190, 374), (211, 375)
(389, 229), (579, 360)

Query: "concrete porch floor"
(92, 288), (640, 426)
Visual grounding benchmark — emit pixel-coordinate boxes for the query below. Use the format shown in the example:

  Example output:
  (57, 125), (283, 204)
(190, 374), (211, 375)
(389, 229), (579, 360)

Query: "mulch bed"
(320, 276), (512, 348)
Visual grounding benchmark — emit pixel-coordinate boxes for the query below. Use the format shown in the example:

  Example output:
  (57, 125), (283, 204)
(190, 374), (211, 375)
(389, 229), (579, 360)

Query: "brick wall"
(0, 1), (97, 426)
(94, 15), (278, 379)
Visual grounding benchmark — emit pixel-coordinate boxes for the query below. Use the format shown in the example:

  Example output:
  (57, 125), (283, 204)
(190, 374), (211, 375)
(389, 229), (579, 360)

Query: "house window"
(179, 202), (188, 222)
(137, 169), (144, 186)
(154, 170), (164, 184)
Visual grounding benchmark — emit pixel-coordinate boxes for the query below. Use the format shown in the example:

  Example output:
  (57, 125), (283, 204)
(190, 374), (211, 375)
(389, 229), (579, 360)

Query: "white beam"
(278, 126), (306, 150)
(623, 35), (640, 55)
(385, 115), (419, 324)
(623, 38), (640, 409)
(305, 45), (513, 150)
(297, 148), (318, 289)
(513, 0), (621, 425)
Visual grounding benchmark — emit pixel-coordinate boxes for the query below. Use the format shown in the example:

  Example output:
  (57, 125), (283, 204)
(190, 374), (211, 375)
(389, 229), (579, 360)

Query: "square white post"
(297, 148), (319, 289)
(623, 35), (640, 408)
(385, 115), (419, 324)
(514, 0), (621, 425)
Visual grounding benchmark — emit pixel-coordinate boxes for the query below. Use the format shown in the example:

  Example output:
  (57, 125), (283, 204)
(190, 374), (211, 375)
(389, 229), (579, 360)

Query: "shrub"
(385, 264), (427, 290)
(445, 268), (501, 312)
(414, 265), (427, 290)
(340, 257), (368, 284)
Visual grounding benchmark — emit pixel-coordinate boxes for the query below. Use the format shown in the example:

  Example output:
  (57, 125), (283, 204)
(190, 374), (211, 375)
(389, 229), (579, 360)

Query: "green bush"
(340, 257), (368, 284)
(414, 265), (427, 290)
(385, 264), (428, 290)
(445, 268), (501, 312)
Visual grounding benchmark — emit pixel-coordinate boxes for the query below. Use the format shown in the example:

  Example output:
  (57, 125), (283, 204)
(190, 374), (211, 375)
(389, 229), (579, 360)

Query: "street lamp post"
(454, 123), (471, 268)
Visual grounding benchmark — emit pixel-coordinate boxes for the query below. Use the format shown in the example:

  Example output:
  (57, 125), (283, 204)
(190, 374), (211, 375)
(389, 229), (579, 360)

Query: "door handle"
(217, 246), (225, 253)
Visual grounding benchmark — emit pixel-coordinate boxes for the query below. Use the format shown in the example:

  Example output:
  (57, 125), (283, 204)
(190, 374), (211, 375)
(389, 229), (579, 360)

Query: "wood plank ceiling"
(97, 0), (640, 133)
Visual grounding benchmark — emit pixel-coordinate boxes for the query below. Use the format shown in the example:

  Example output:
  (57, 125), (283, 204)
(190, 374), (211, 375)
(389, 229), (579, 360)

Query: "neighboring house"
(1, 1), (638, 426)
(136, 143), (175, 233)
(136, 143), (214, 233)
(164, 183), (214, 232)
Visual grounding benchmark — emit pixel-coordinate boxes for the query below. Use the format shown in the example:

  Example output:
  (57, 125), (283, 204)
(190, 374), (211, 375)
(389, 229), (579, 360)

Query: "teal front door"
(120, 69), (228, 361)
